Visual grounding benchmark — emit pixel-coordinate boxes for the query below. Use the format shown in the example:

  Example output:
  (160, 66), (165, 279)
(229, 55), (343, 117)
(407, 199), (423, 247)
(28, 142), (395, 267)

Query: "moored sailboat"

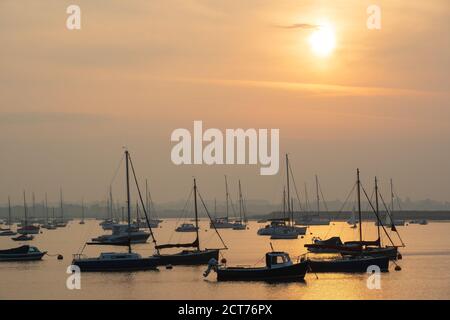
(72, 150), (158, 272)
(152, 178), (226, 266)
(308, 169), (392, 273)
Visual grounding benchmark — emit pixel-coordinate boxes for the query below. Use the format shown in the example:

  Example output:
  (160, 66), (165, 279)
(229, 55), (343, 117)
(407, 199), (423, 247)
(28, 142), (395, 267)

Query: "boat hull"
(340, 247), (399, 260)
(154, 249), (219, 266)
(308, 256), (390, 273)
(72, 257), (159, 272)
(0, 252), (45, 262)
(217, 261), (308, 281)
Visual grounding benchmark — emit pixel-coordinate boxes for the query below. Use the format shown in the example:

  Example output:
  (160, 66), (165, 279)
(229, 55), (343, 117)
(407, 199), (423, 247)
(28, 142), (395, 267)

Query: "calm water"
(1, 220), (449, 299)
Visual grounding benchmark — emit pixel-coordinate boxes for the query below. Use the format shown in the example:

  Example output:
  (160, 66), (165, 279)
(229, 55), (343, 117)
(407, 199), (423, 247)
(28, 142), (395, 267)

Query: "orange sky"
(0, 0), (449, 204)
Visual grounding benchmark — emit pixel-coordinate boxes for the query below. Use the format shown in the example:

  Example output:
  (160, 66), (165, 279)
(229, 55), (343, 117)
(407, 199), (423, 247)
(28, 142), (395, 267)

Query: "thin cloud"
(0, 112), (111, 125)
(277, 23), (321, 30)
(174, 77), (440, 97)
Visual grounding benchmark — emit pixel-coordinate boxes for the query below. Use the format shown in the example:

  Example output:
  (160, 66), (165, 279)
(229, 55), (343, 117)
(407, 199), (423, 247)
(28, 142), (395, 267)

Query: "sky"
(0, 0), (449, 205)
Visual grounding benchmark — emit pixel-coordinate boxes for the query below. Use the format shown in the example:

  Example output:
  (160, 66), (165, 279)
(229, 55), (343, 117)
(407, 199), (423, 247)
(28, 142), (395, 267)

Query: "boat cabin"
(265, 252), (293, 269)
(99, 252), (142, 260)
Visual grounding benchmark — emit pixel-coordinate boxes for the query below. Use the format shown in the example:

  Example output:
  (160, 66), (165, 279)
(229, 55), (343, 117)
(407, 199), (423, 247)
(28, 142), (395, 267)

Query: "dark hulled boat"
(73, 252), (158, 272)
(306, 170), (396, 272)
(204, 252), (308, 282)
(72, 150), (159, 272)
(0, 245), (46, 262)
(152, 178), (225, 266)
(308, 255), (389, 273)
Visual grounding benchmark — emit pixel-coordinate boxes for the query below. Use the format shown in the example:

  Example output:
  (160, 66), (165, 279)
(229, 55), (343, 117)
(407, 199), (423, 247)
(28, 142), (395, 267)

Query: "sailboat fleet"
(0, 149), (429, 282)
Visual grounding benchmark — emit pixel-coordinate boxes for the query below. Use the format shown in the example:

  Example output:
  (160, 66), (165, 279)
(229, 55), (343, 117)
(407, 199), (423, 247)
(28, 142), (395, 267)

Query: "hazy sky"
(0, 0), (449, 205)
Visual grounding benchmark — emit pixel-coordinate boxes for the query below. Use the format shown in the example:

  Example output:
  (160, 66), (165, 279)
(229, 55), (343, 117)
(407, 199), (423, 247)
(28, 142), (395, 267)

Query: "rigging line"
(360, 183), (396, 247)
(166, 186), (194, 244)
(317, 179), (329, 212)
(127, 154), (159, 253)
(288, 162), (304, 212)
(393, 190), (404, 211)
(197, 187), (228, 250)
(109, 154), (124, 187)
(379, 191), (406, 247)
(329, 182), (357, 238)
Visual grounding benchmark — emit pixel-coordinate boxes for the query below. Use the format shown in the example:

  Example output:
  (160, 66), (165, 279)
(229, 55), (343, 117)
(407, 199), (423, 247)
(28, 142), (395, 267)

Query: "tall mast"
(193, 178), (200, 251)
(145, 179), (149, 219)
(109, 186), (113, 220)
(286, 154), (291, 226)
(356, 169), (363, 247)
(375, 177), (381, 246)
(390, 178), (395, 221)
(304, 183), (310, 212)
(238, 180), (242, 221)
(32, 192), (36, 220)
(315, 174), (320, 217)
(225, 175), (229, 221)
(81, 198), (85, 222)
(45, 193), (48, 222)
(60, 188), (64, 222)
(8, 196), (11, 226)
(125, 150), (132, 254)
(282, 187), (286, 218)
(23, 191), (28, 226)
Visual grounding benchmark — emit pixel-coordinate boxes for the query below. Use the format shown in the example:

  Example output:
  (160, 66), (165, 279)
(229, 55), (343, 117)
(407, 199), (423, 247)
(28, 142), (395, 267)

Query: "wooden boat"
(0, 245), (46, 261)
(152, 178), (225, 266)
(308, 255), (389, 273)
(204, 252), (308, 281)
(72, 150), (159, 272)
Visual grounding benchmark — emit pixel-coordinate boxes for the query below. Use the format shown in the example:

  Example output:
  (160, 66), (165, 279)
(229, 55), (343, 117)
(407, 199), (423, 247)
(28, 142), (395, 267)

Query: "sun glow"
(308, 24), (336, 57)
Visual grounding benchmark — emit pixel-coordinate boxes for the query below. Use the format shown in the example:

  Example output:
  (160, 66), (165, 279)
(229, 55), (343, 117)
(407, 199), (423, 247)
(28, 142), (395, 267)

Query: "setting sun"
(308, 24), (336, 57)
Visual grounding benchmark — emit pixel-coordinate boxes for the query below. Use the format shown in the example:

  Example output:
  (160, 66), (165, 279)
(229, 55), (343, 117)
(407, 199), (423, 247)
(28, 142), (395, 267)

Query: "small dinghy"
(270, 228), (298, 239)
(0, 245), (46, 261)
(204, 251), (308, 282)
(175, 223), (198, 232)
(12, 234), (34, 241)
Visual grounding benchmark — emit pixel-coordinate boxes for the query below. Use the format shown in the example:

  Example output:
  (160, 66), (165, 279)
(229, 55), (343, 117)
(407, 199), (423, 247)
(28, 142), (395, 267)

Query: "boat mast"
(286, 154), (291, 226)
(45, 193), (48, 222)
(225, 175), (229, 221)
(390, 178), (395, 223)
(23, 191), (28, 226)
(356, 169), (363, 249)
(315, 174), (320, 218)
(8, 196), (11, 226)
(238, 180), (242, 221)
(145, 179), (150, 220)
(109, 186), (114, 221)
(125, 150), (132, 254)
(60, 188), (64, 223)
(32, 192), (35, 221)
(375, 177), (381, 246)
(193, 178), (200, 251)
(282, 187), (286, 219)
(81, 198), (85, 222)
